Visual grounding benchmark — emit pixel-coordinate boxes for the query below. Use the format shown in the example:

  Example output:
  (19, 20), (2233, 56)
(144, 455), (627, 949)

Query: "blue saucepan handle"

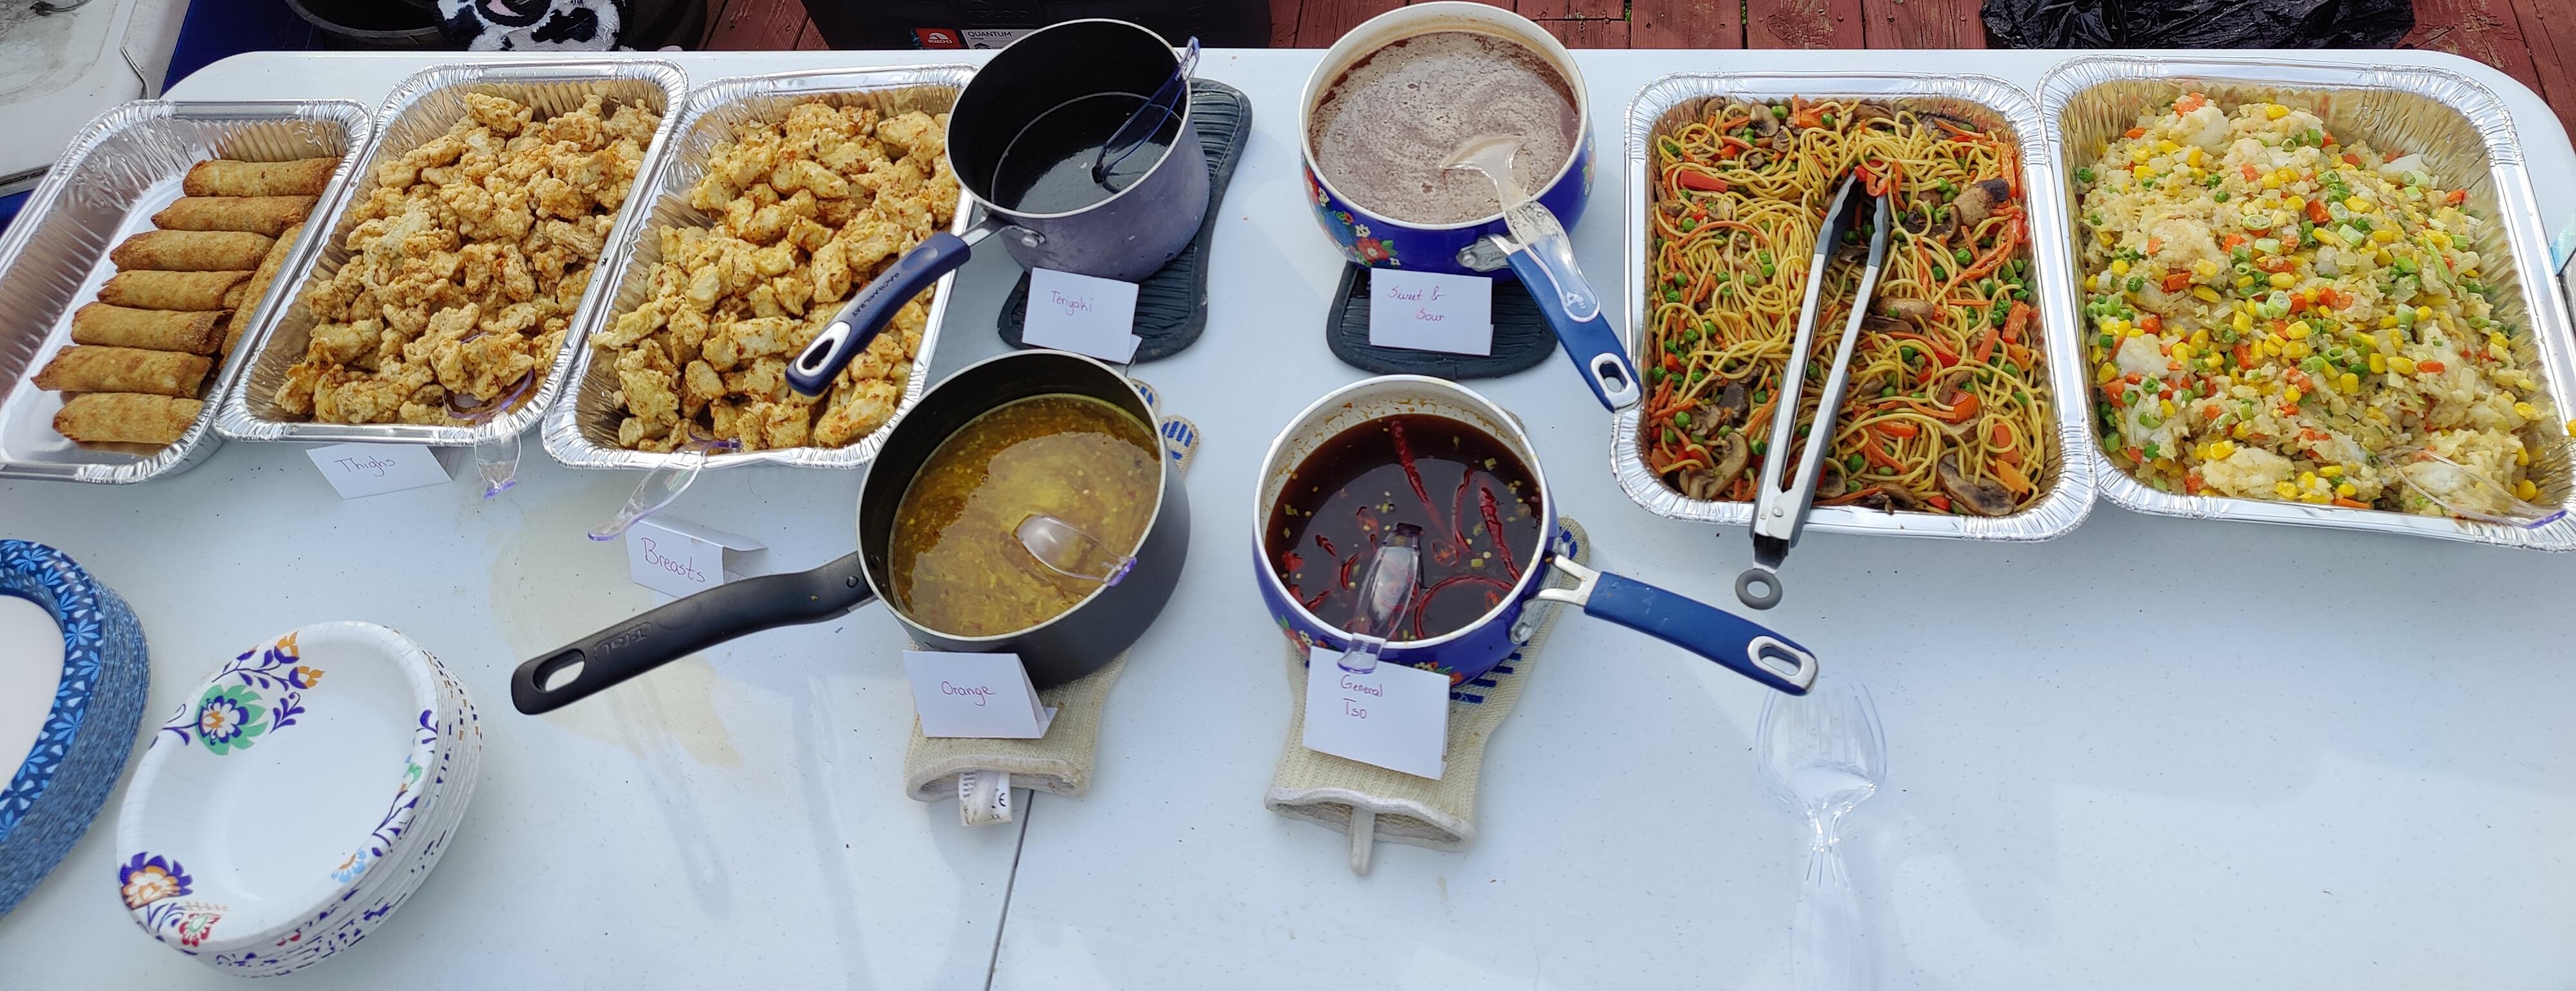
(1583, 570), (1818, 695)
(787, 230), (974, 395)
(1502, 241), (1642, 411)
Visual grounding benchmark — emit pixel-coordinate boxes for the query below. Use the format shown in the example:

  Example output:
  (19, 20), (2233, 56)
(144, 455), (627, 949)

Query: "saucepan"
(513, 350), (1191, 713)
(1253, 375), (1817, 695)
(788, 19), (1211, 395)
(1298, 3), (1640, 411)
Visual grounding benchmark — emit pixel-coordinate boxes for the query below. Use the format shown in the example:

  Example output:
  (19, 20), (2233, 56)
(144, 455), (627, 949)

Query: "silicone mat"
(998, 79), (1251, 363)
(1325, 263), (1558, 379)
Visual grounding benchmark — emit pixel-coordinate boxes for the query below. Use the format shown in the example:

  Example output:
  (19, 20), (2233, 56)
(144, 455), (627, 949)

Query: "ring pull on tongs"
(1738, 173), (1893, 610)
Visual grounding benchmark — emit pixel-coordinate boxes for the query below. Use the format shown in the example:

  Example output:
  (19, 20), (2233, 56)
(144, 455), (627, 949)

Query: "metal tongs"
(1739, 174), (1893, 610)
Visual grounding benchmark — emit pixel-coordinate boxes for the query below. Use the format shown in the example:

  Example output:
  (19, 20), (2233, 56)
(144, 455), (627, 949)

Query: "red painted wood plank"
(2499, 0), (2576, 137)
(1746, 0), (1864, 48)
(1860, 0), (1986, 47)
(703, 0), (807, 50)
(1633, 0), (1746, 48)
(2403, 0), (2544, 93)
(1524, 0), (1623, 21)
(1298, 0), (1404, 47)
(793, 17), (829, 50)
(1540, 15), (1632, 47)
(1271, 0), (1305, 45)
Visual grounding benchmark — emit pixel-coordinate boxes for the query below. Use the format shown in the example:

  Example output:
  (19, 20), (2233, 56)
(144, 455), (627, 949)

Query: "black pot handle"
(787, 230), (976, 396)
(510, 552), (876, 714)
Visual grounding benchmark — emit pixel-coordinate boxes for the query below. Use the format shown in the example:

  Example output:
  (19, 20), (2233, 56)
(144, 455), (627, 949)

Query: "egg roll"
(33, 346), (211, 397)
(149, 196), (317, 237)
(52, 393), (202, 446)
(221, 223), (302, 355)
(68, 304), (227, 354)
(97, 270), (250, 311)
(109, 231), (272, 272)
(182, 158), (336, 198)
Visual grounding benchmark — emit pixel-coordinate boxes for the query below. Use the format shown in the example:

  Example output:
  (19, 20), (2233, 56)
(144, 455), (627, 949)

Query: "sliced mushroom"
(1849, 102), (1896, 126)
(1936, 414), (1977, 442)
(1710, 433), (1751, 486)
(1713, 381), (1750, 426)
(1746, 109), (1781, 138)
(1949, 178), (2014, 234)
(1679, 468), (1723, 501)
(1875, 299), (1935, 325)
(1852, 487), (1927, 513)
(1743, 149), (1774, 171)
(1815, 457), (1848, 500)
(1937, 452), (2016, 516)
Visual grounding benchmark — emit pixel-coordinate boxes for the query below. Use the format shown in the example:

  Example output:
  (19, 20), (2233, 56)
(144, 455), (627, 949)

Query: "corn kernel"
(2236, 274), (2257, 290)
(2188, 147), (2206, 167)
(2517, 478), (2540, 501)
(2347, 196), (2375, 213)
(2098, 362), (2119, 384)
(2373, 249), (2394, 266)
(2566, 418), (2576, 438)
(2340, 372), (2360, 393)
(2261, 173), (2284, 191)
(2174, 344), (2195, 362)
(2515, 401), (2539, 419)
(2297, 470), (2319, 487)
(2275, 481), (2300, 498)
(2233, 312), (2255, 332)
(2517, 448), (2532, 467)
(2427, 231), (2452, 249)
(2286, 321), (2314, 339)
(2315, 227), (2344, 247)
(2211, 440), (2237, 460)
(2389, 355), (2418, 375)
(2316, 465), (2343, 478)
(2266, 272), (2296, 289)
(2084, 274), (2099, 291)
(2285, 386), (2305, 405)
(2337, 482), (2358, 498)
(2284, 340), (2312, 360)
(2112, 259), (2131, 275)
(2193, 286), (2221, 302)
(2193, 259), (2221, 279)
(2161, 399), (2177, 418)
(2266, 104), (2289, 119)
(2416, 306), (2434, 321)
(2235, 422), (2256, 440)
(2372, 227), (2399, 244)
(2130, 144), (2154, 164)
(2365, 353), (2386, 375)
(2134, 165), (2154, 180)
(2380, 315), (2400, 328)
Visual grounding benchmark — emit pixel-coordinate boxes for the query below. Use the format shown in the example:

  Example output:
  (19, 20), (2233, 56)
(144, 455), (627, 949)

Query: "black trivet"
(1325, 263), (1560, 378)
(997, 79), (1251, 363)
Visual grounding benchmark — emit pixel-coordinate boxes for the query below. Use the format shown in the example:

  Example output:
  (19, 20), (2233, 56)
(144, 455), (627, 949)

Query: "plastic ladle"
(1014, 513), (1138, 585)
(588, 435), (741, 541)
(1332, 522), (1422, 675)
(2385, 442), (2565, 527)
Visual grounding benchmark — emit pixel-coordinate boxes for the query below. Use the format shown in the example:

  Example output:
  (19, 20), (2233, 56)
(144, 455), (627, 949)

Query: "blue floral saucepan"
(1299, 3), (1641, 411)
(1253, 375), (1818, 695)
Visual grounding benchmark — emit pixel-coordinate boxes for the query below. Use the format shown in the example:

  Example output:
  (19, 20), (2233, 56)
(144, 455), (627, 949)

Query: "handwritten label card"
(624, 517), (766, 599)
(1302, 648), (1450, 780)
(1023, 268), (1142, 363)
(305, 442), (455, 498)
(1368, 269), (1493, 357)
(905, 651), (1056, 739)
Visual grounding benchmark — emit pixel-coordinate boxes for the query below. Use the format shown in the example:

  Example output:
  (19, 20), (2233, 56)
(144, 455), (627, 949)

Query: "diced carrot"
(2003, 302), (2033, 343)
(1994, 460), (2034, 495)
(1926, 495), (1953, 511)
(2242, 164), (2260, 181)
(2125, 372), (2144, 384)
(2184, 471), (2204, 495)
(1942, 394), (1981, 422)
(2125, 446), (2145, 462)
(2307, 200), (2331, 223)
(2147, 237), (2164, 254)
(1663, 352), (1681, 373)
(2162, 272), (2192, 292)
(2419, 361), (2447, 373)
(2289, 296), (2309, 315)
(2175, 93), (2209, 113)
(2222, 233), (2248, 250)
(2332, 497), (2370, 509)
(2235, 344), (2255, 368)
(2343, 153), (2363, 167)
(1972, 327), (1998, 364)
(2126, 126), (2146, 139)
(2448, 189), (2468, 205)
(1873, 421), (1920, 439)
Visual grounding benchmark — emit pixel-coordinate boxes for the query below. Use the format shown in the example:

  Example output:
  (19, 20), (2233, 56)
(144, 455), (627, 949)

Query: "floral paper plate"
(0, 540), (149, 918)
(113, 621), (477, 973)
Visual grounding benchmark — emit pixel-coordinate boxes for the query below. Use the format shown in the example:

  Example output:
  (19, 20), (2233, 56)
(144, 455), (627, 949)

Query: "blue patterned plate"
(0, 540), (151, 918)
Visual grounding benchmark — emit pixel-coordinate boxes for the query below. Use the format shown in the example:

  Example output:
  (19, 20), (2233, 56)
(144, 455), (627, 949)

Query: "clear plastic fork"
(1759, 674), (1886, 991)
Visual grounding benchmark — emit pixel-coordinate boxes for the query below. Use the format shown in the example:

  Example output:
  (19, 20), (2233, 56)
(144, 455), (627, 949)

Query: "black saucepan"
(511, 350), (1191, 714)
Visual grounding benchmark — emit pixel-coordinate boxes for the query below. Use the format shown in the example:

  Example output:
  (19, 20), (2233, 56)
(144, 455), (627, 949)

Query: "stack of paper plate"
(0, 540), (149, 918)
(114, 621), (480, 976)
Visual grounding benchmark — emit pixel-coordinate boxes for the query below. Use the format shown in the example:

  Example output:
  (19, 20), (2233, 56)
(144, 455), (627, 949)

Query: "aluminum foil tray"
(216, 59), (688, 448)
(2037, 55), (2576, 550)
(0, 100), (370, 484)
(544, 65), (974, 472)
(1614, 72), (2097, 542)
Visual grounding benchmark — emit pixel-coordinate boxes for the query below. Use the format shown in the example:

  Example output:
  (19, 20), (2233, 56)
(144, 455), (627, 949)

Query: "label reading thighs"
(1301, 648), (1450, 780)
(1368, 269), (1493, 356)
(304, 442), (453, 498)
(1023, 268), (1142, 363)
(905, 651), (1056, 739)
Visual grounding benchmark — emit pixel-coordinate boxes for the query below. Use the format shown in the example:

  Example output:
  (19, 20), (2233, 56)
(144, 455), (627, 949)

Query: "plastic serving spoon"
(1015, 513), (1139, 585)
(1443, 135), (1642, 411)
(1332, 522), (1423, 675)
(2384, 443), (2566, 527)
(1759, 674), (1886, 991)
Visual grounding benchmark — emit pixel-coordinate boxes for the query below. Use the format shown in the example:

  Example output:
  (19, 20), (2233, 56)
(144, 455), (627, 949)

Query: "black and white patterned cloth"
(439, 0), (627, 50)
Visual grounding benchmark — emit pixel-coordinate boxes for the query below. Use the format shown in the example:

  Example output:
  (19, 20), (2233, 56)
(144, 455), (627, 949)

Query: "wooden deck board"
(1861, 0), (1987, 48)
(690, 0), (2568, 138)
(1633, 0), (1747, 48)
(1745, 0), (1866, 48)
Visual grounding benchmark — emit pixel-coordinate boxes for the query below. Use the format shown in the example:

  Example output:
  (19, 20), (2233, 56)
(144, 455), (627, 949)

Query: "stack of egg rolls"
(29, 156), (333, 446)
